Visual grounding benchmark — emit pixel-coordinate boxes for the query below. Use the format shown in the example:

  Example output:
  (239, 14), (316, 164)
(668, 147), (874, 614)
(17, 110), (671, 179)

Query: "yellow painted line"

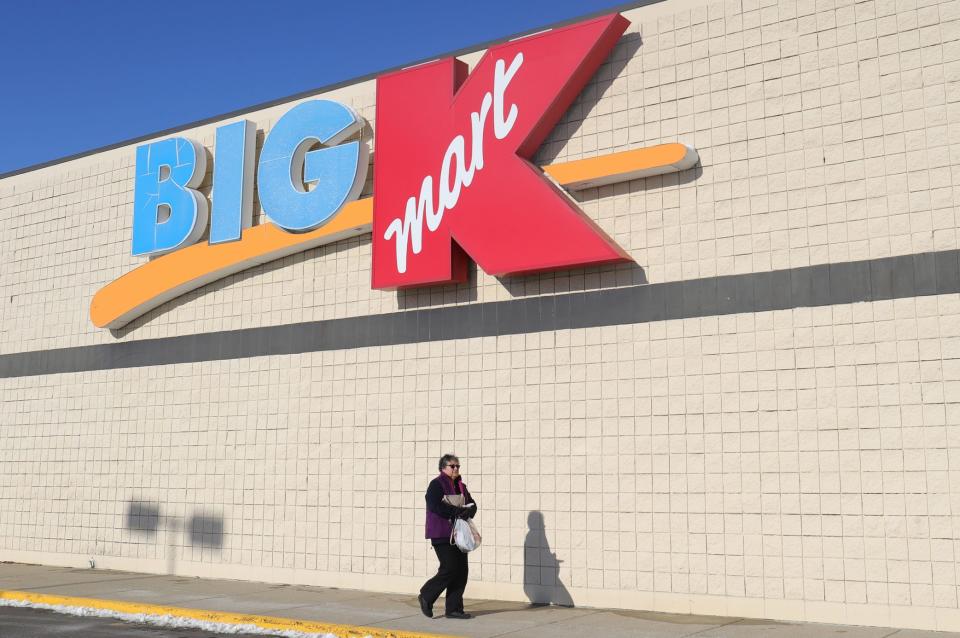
(0, 589), (458, 638)
(90, 143), (699, 330)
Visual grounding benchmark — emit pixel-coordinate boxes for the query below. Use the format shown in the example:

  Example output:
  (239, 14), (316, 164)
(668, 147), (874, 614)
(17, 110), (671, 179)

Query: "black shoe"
(445, 611), (473, 619)
(418, 594), (433, 618)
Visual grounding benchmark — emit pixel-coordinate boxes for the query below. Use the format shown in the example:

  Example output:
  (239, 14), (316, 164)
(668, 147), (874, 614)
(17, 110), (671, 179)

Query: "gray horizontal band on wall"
(1, 249), (958, 379)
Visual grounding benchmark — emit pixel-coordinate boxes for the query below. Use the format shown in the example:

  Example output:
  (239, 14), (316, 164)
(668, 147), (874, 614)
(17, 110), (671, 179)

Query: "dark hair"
(439, 454), (459, 471)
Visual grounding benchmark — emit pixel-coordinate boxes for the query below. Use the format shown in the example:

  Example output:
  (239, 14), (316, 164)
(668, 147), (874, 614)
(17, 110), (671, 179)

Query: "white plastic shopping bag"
(451, 518), (482, 553)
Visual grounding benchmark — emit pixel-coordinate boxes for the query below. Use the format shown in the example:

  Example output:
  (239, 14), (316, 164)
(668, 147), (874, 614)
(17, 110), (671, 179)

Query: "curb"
(0, 589), (458, 638)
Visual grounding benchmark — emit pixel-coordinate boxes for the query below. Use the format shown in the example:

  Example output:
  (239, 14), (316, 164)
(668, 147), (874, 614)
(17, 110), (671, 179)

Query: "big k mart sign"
(90, 14), (698, 329)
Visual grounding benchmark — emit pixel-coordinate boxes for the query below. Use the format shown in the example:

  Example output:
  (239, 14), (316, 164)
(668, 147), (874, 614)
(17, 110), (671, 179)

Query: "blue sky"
(0, 1), (635, 176)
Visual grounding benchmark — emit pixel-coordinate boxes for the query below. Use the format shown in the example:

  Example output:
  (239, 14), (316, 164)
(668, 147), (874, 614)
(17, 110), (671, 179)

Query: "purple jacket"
(424, 473), (476, 540)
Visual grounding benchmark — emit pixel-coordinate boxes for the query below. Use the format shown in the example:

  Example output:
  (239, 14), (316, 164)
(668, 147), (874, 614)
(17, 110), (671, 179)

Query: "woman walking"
(418, 454), (477, 620)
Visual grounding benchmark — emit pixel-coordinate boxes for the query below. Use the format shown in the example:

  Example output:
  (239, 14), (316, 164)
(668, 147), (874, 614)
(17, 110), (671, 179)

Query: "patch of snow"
(0, 597), (358, 638)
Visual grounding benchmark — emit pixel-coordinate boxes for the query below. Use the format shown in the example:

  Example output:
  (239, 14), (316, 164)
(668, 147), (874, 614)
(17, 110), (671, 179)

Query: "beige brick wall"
(2, 0), (960, 630)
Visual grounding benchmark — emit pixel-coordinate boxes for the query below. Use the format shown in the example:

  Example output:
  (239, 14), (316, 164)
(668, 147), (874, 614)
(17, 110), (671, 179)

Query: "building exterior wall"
(3, 0), (960, 630)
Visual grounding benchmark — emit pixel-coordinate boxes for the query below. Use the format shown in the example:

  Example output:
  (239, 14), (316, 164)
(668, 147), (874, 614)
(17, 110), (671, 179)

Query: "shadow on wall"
(126, 500), (160, 533)
(535, 31), (643, 166)
(124, 500), (225, 575)
(523, 511), (573, 607)
(396, 258), (479, 310)
(188, 512), (225, 548)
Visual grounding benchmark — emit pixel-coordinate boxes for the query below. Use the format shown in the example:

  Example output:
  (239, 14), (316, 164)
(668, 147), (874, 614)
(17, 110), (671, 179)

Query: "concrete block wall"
(2, 0), (960, 630)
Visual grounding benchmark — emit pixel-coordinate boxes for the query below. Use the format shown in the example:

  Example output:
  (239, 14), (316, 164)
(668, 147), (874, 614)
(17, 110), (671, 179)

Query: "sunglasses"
(446, 464), (460, 469)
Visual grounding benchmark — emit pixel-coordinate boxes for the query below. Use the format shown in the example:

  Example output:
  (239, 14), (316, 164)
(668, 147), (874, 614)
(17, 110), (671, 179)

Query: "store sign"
(91, 14), (699, 329)
(371, 15), (629, 288)
(132, 100), (367, 256)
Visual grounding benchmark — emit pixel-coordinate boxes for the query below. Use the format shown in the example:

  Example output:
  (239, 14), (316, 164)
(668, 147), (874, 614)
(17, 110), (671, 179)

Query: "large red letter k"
(371, 14), (632, 289)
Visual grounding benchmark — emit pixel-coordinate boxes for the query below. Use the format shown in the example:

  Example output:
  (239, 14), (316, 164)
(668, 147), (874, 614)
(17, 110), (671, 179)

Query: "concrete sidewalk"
(0, 562), (955, 638)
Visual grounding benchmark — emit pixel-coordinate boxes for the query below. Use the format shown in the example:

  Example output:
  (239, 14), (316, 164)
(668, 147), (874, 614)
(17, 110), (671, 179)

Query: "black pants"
(420, 542), (469, 613)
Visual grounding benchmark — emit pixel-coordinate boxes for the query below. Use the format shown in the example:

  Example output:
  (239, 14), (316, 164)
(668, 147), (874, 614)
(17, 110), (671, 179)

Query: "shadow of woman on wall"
(523, 511), (573, 607)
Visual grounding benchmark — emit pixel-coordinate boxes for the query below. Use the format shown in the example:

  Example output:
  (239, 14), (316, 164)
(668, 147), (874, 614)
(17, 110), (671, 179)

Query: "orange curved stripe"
(90, 199), (373, 329)
(91, 144), (698, 329)
(543, 143), (697, 188)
